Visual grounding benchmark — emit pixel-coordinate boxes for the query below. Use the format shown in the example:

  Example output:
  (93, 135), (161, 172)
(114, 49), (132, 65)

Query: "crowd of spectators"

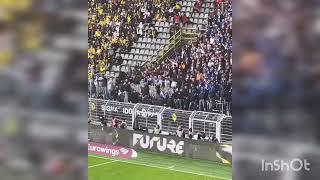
(90, 0), (232, 114)
(88, 0), (187, 81)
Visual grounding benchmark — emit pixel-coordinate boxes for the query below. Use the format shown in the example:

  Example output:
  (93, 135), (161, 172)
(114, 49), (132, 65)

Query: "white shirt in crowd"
(171, 81), (177, 88)
(107, 78), (114, 91)
(176, 129), (183, 138)
(164, 79), (170, 88)
(210, 37), (215, 45)
(154, 127), (161, 134)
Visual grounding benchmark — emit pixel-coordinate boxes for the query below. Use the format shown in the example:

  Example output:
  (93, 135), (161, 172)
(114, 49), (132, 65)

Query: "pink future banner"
(88, 142), (138, 160)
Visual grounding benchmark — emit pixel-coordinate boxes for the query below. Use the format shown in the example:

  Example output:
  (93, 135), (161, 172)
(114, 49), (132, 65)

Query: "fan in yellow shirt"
(96, 47), (102, 56)
(114, 15), (119, 22)
(88, 46), (96, 59)
(121, 38), (129, 46)
(99, 60), (106, 74)
(88, 71), (94, 80)
(102, 41), (108, 50)
(94, 30), (102, 38)
(98, 7), (103, 15)
(99, 19), (106, 26)
(127, 15), (131, 24)
(111, 36), (118, 45)
(105, 15), (111, 24)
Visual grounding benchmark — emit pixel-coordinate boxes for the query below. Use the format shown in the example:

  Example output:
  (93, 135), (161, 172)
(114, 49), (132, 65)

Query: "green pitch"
(88, 151), (232, 180)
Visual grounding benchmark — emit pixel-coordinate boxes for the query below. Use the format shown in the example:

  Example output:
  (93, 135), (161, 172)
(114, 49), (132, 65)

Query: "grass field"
(88, 151), (232, 180)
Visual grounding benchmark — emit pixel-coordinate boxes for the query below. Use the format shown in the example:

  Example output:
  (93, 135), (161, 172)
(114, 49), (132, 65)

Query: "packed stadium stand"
(1, 1), (88, 180)
(88, 0), (232, 115)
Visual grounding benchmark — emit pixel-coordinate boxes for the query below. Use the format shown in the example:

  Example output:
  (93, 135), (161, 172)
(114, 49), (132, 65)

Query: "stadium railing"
(88, 98), (232, 143)
(143, 29), (182, 68)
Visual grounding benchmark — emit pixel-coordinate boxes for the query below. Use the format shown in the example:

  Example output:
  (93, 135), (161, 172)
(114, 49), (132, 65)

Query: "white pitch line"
(89, 155), (231, 180)
(89, 160), (117, 168)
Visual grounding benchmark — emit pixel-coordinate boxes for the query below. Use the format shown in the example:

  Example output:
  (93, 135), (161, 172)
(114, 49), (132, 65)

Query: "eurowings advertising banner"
(89, 124), (232, 164)
(88, 142), (137, 160)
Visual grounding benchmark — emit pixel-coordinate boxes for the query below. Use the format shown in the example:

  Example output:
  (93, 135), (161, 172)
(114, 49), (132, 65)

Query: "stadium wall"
(89, 124), (232, 164)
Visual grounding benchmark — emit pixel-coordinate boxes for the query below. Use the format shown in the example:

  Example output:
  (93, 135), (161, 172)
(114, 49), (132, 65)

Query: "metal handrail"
(143, 29), (182, 67)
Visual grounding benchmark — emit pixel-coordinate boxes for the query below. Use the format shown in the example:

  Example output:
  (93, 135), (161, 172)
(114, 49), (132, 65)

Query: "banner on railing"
(101, 104), (158, 118)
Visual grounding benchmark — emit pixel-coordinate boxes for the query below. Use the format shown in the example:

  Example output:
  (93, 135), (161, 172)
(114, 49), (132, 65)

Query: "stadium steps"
(180, 0), (213, 34)
(109, 28), (173, 76)
(108, 0), (214, 77)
